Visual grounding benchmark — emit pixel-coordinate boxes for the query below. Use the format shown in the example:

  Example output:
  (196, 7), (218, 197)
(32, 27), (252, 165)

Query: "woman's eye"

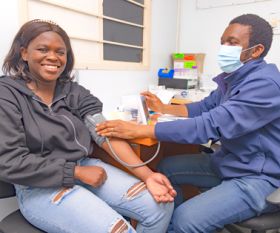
(38, 48), (48, 53)
(57, 50), (65, 56)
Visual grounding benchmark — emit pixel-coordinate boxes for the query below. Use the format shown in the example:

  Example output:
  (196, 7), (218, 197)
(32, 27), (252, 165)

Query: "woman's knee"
(160, 201), (174, 220)
(131, 188), (174, 226)
(143, 198), (174, 226)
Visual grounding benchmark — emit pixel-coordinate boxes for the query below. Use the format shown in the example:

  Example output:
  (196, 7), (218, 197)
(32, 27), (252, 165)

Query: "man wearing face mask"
(96, 14), (280, 232)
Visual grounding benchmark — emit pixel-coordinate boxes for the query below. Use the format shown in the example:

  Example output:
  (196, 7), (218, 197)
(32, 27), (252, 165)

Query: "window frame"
(19, 0), (151, 70)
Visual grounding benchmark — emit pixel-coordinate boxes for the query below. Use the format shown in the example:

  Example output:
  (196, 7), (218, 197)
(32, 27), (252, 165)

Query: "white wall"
(0, 1), (21, 221)
(78, 0), (178, 113)
(179, 0), (280, 77)
(0, 1), (20, 76)
(0, 0), (178, 220)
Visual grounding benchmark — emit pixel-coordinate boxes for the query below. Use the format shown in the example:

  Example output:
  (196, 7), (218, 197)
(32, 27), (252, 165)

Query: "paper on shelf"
(153, 89), (178, 104)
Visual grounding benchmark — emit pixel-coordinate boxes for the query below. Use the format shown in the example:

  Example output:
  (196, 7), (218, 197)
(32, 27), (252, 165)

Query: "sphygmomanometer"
(84, 113), (160, 168)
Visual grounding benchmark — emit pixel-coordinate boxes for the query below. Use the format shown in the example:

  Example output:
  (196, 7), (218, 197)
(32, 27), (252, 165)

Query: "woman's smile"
(21, 31), (67, 82)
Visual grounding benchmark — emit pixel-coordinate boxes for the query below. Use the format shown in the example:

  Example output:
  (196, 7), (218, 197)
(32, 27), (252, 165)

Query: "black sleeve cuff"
(63, 162), (76, 188)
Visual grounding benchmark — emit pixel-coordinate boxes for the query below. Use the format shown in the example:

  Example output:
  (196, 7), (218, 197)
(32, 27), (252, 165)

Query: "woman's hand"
(96, 120), (153, 139)
(145, 173), (177, 203)
(74, 166), (107, 187)
(141, 91), (165, 113)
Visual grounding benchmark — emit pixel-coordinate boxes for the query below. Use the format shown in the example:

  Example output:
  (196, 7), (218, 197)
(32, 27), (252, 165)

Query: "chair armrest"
(266, 188), (280, 204)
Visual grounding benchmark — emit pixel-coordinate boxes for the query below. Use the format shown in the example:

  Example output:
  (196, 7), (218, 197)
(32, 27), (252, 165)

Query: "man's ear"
(252, 44), (265, 58)
(20, 47), (28, 61)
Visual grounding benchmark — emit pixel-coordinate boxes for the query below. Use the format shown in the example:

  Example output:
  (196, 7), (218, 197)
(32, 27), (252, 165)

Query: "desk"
(170, 98), (192, 105)
(170, 89), (211, 105)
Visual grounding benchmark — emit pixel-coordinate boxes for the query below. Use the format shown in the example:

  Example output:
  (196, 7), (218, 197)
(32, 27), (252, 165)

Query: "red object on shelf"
(184, 55), (195, 60)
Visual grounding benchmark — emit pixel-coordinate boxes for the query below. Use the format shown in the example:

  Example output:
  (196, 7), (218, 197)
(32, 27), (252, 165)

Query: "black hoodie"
(0, 76), (102, 188)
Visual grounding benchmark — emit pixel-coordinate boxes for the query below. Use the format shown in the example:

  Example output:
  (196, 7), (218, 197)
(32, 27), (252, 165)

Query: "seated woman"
(0, 19), (176, 233)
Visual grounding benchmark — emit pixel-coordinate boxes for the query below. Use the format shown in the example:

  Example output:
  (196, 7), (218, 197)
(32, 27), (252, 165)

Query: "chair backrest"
(0, 180), (16, 198)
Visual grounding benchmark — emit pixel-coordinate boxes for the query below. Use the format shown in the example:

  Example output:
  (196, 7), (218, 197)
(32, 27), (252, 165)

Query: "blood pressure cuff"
(84, 113), (107, 146)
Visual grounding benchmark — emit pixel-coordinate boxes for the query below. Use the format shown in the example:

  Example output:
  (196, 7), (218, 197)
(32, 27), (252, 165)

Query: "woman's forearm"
(101, 138), (154, 181)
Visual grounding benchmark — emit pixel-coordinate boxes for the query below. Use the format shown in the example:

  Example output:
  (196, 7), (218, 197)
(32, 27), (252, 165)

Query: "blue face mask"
(217, 45), (243, 73)
(217, 45), (256, 73)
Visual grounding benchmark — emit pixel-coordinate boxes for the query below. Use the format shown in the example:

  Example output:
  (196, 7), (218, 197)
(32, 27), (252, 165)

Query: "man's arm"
(142, 90), (220, 118)
(141, 91), (188, 117)
(96, 121), (156, 140)
(160, 104), (188, 117)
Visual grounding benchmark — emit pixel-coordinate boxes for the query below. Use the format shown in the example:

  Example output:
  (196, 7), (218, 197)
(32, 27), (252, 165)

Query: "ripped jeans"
(15, 158), (173, 233)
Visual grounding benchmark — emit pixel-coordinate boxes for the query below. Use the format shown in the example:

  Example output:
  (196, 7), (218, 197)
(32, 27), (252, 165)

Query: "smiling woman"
(20, 31), (67, 104)
(3, 20), (74, 105)
(3, 20), (74, 83)
(0, 19), (175, 233)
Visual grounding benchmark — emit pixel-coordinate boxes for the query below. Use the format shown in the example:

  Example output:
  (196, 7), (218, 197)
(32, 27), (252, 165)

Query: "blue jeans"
(15, 158), (173, 233)
(158, 153), (279, 233)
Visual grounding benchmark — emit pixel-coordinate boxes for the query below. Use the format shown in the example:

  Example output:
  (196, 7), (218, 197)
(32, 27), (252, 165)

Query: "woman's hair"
(2, 19), (74, 82)
(230, 14), (273, 58)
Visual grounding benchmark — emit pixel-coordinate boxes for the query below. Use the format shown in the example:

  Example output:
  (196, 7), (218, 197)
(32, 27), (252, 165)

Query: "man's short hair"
(230, 14), (273, 57)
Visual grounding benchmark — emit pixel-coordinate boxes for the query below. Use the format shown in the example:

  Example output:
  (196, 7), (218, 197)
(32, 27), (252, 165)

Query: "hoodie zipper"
(32, 96), (89, 156)
(59, 115), (89, 155)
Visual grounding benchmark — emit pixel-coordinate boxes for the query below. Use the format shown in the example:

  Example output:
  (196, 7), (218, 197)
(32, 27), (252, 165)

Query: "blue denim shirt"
(155, 58), (280, 187)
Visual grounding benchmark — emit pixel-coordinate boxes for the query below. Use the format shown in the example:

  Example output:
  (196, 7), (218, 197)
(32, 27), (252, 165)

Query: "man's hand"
(74, 166), (107, 187)
(141, 91), (165, 113)
(96, 120), (153, 139)
(145, 173), (177, 203)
